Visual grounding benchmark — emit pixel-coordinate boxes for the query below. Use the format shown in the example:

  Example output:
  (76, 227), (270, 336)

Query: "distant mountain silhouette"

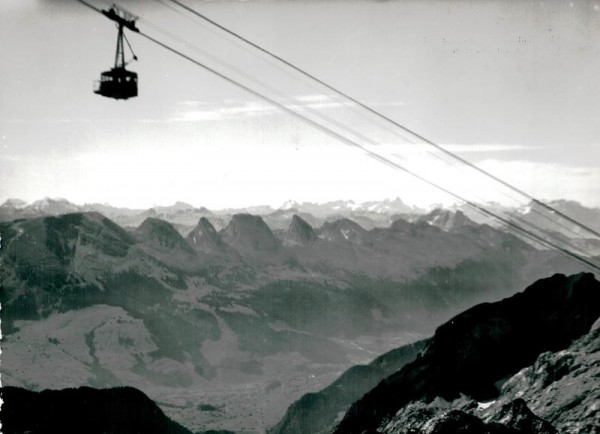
(263, 208), (321, 231)
(221, 213), (280, 252)
(418, 209), (477, 232)
(137, 217), (196, 254)
(0, 198), (27, 209)
(0, 196), (425, 229)
(0, 386), (193, 434)
(28, 197), (81, 214)
(286, 214), (317, 244)
(318, 218), (368, 243)
(187, 216), (229, 252)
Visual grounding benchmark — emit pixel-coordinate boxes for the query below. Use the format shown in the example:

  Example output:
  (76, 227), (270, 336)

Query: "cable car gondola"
(94, 6), (139, 100)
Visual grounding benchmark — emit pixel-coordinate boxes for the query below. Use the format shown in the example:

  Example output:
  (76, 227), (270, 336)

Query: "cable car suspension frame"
(94, 5), (140, 100)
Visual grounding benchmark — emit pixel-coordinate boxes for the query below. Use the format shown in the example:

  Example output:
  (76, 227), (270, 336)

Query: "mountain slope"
(380, 323), (600, 433)
(0, 386), (193, 434)
(417, 209), (478, 232)
(285, 214), (318, 244)
(220, 213), (281, 253)
(333, 272), (600, 434)
(269, 339), (429, 434)
(137, 217), (196, 254)
(134, 217), (200, 272)
(187, 217), (229, 253)
(490, 323), (600, 433)
(0, 212), (136, 330)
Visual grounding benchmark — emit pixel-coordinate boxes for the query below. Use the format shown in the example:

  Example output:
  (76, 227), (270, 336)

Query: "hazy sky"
(1, 0), (599, 209)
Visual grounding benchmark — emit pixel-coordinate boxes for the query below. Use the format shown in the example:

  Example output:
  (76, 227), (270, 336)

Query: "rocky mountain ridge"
(3, 198), (598, 256)
(0, 197), (423, 229)
(333, 272), (600, 434)
(378, 321), (600, 433)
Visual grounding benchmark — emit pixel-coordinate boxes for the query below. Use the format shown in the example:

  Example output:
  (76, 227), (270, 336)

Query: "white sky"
(1, 0), (599, 209)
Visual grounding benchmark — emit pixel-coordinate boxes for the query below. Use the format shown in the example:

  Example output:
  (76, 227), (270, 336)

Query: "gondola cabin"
(94, 6), (140, 100)
(94, 67), (138, 99)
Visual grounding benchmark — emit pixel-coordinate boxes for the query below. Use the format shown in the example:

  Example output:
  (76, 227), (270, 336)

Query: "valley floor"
(3, 309), (421, 433)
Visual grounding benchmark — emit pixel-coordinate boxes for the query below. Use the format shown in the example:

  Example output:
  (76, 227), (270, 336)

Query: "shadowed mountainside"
(220, 213), (282, 252)
(382, 398), (558, 434)
(379, 323), (600, 433)
(0, 386), (193, 434)
(333, 272), (600, 434)
(269, 339), (429, 434)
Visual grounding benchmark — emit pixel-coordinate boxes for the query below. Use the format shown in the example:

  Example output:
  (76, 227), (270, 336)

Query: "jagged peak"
(226, 213), (273, 231)
(221, 213), (280, 251)
(186, 216), (226, 251)
(318, 218), (366, 242)
(138, 216), (175, 231)
(321, 217), (365, 231)
(137, 217), (193, 253)
(287, 214), (317, 243)
(195, 216), (218, 231)
(418, 208), (477, 232)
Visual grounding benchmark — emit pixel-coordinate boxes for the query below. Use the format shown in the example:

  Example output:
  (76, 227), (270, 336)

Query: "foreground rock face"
(491, 325), (600, 433)
(0, 386), (193, 434)
(382, 398), (557, 434)
(488, 399), (557, 434)
(380, 318), (600, 434)
(334, 273), (600, 434)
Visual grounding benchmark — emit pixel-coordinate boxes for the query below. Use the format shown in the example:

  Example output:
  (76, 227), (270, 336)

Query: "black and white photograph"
(1, 1), (599, 433)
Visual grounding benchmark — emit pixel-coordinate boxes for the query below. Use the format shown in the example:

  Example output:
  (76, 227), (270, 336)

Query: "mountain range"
(1, 203), (597, 432)
(3, 197), (599, 255)
(0, 197), (422, 231)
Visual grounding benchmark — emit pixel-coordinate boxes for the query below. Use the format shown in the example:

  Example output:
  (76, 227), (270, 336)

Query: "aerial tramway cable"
(130, 0), (591, 247)
(94, 0), (589, 246)
(148, 0), (600, 257)
(132, 0), (597, 261)
(75, 0), (600, 273)
(122, 0), (578, 248)
(162, 0), (600, 242)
